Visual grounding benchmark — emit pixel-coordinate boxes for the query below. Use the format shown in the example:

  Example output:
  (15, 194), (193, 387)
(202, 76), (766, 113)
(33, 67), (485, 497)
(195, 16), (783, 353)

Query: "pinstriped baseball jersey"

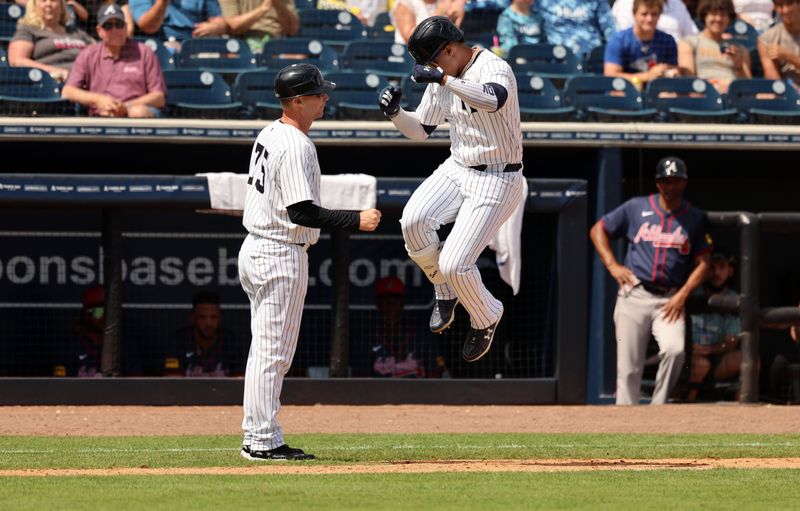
(242, 120), (321, 245)
(416, 50), (522, 167)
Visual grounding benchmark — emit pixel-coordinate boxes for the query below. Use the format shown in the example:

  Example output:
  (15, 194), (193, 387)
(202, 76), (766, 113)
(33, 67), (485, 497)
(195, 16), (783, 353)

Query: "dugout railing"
(0, 174), (587, 405)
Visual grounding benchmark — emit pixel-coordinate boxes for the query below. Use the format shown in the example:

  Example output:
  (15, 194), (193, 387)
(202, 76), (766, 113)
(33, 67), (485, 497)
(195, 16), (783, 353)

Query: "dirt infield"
(2, 404), (799, 475)
(1, 404), (799, 436)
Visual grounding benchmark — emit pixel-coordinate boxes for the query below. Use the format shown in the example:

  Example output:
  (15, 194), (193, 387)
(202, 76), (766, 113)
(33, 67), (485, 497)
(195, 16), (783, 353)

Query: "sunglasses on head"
(102, 19), (125, 30)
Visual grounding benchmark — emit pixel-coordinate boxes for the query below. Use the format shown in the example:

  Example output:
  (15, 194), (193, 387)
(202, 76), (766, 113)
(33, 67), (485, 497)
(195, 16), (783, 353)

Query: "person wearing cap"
(365, 276), (449, 378)
(61, 3), (166, 117)
(686, 250), (748, 401)
(590, 156), (712, 405)
(238, 63), (381, 461)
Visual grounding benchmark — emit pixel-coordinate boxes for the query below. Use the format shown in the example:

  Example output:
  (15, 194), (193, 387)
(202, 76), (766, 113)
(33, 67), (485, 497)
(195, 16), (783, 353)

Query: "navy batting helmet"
(407, 16), (464, 65)
(274, 63), (336, 100)
(655, 156), (688, 180)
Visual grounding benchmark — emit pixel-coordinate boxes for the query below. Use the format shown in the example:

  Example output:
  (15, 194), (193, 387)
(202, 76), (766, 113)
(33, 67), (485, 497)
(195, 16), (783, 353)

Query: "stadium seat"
(368, 12), (395, 40)
(297, 9), (365, 46)
(232, 70), (282, 120)
(325, 71), (389, 120)
(400, 74), (427, 110)
(259, 38), (339, 72)
(0, 48), (7, 67)
(0, 67), (72, 116)
(517, 74), (575, 122)
(725, 19), (759, 50)
(177, 38), (257, 75)
(140, 38), (175, 71)
(0, 2), (24, 42)
(563, 75), (656, 122)
(726, 78), (800, 124)
(340, 40), (413, 78)
(507, 44), (584, 84)
(296, 0), (317, 9)
(583, 45), (606, 75)
(749, 47), (763, 78)
(163, 70), (242, 119)
(644, 77), (737, 123)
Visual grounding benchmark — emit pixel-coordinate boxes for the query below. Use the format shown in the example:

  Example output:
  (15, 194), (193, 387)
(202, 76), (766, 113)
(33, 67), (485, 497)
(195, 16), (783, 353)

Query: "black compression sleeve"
(286, 200), (361, 230)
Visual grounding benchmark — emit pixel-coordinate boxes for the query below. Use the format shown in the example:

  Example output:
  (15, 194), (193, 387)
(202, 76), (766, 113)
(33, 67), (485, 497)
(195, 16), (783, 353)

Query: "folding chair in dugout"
(516, 74), (575, 122)
(726, 78), (800, 124)
(644, 77), (737, 123)
(563, 75), (656, 122)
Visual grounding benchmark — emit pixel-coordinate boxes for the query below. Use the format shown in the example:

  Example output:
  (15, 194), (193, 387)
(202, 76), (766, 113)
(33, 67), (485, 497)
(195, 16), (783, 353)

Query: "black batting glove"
(378, 85), (402, 118)
(411, 64), (445, 85)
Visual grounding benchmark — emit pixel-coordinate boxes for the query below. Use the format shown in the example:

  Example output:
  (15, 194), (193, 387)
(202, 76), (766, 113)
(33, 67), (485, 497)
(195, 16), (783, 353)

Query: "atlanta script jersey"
(242, 120), (321, 245)
(416, 50), (523, 167)
(602, 194), (712, 288)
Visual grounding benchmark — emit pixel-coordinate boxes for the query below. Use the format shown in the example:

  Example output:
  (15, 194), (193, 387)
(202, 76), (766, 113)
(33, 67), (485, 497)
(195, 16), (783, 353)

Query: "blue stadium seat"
(0, 3), (24, 42)
(400, 74), (427, 110)
(296, 0), (317, 9)
(583, 45), (605, 75)
(340, 40), (413, 78)
(297, 9), (365, 46)
(325, 71), (388, 120)
(725, 19), (759, 50)
(232, 70), (282, 120)
(507, 44), (584, 83)
(177, 38), (257, 75)
(368, 11), (395, 40)
(0, 48), (7, 67)
(163, 70), (242, 118)
(644, 77), (737, 123)
(0, 67), (72, 116)
(727, 78), (800, 124)
(749, 47), (763, 78)
(563, 75), (656, 122)
(517, 74), (575, 122)
(258, 38), (340, 72)
(140, 38), (176, 71)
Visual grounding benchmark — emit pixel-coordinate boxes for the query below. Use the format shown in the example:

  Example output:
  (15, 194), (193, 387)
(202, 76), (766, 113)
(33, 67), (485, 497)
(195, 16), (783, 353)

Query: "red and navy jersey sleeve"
(601, 199), (633, 239)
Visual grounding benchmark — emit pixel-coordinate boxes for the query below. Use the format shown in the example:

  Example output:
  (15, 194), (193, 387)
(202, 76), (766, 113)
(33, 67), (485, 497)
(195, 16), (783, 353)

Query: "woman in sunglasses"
(61, 3), (166, 117)
(8, 0), (95, 82)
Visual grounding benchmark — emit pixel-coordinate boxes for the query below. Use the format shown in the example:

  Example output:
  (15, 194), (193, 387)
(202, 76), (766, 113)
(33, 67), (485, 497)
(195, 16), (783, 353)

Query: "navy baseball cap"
(97, 3), (125, 25)
(655, 156), (688, 180)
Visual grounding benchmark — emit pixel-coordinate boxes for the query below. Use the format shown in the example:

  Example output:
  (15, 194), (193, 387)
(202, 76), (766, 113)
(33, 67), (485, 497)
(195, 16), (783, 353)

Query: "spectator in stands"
(162, 291), (245, 377)
(362, 277), (449, 378)
(758, 0), (800, 84)
(612, 0), (699, 43)
(495, 0), (544, 56)
(537, 0), (617, 56)
(8, 0), (95, 82)
(92, 0), (136, 37)
(16, 0), (92, 31)
(686, 251), (746, 401)
(219, 0), (299, 53)
(392, 0), (464, 44)
(678, 0), (752, 92)
(130, 0), (228, 43)
(734, 0), (775, 33)
(61, 4), (166, 117)
(54, 286), (141, 377)
(605, 0), (680, 85)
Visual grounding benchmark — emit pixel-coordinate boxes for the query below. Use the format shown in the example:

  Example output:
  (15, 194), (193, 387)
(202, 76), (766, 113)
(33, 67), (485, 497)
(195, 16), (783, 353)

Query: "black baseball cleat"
(429, 298), (459, 333)
(241, 444), (315, 461)
(462, 309), (503, 363)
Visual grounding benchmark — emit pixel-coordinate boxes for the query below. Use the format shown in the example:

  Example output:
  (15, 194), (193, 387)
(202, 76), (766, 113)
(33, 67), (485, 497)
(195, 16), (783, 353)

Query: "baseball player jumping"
(239, 63), (381, 460)
(590, 157), (712, 405)
(378, 16), (525, 363)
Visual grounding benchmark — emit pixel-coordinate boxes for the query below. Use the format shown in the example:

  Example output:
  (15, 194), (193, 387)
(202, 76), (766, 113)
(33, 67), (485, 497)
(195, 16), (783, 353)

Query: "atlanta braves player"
(378, 16), (524, 363)
(238, 63), (381, 461)
(590, 156), (712, 405)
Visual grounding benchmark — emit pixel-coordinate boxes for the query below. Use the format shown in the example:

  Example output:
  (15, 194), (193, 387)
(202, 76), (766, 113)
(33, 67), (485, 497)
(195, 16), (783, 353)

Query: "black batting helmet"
(655, 156), (688, 180)
(274, 63), (336, 100)
(407, 16), (464, 65)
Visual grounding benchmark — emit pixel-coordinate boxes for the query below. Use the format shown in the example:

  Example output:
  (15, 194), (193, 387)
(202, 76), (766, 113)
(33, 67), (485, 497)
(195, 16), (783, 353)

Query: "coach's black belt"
(639, 281), (675, 296)
(470, 163), (522, 172)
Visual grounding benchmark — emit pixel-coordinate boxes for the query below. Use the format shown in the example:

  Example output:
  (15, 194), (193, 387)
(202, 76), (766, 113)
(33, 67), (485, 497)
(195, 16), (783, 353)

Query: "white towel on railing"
(199, 172), (377, 212)
(488, 178), (528, 295)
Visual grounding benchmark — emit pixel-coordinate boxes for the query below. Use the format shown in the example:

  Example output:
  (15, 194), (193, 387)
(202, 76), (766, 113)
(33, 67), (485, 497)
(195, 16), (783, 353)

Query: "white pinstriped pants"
(401, 157), (524, 329)
(238, 234), (308, 450)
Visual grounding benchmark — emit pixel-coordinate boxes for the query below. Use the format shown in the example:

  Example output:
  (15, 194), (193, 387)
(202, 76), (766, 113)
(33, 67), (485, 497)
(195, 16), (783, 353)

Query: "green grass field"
(1, 434), (799, 510)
